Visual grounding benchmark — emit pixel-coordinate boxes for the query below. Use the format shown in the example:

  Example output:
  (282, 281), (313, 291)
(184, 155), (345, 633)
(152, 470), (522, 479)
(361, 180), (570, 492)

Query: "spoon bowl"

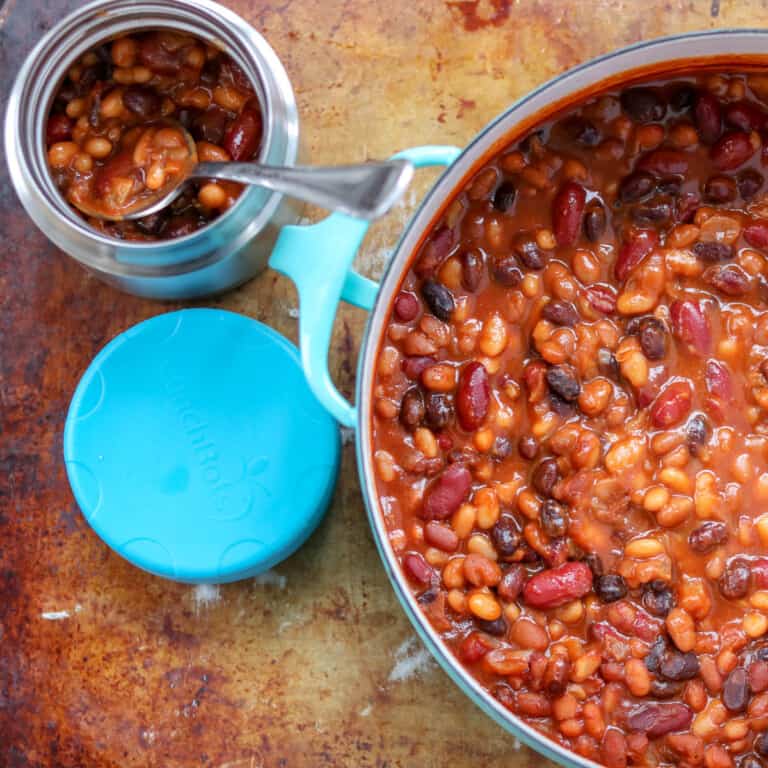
(71, 120), (414, 222)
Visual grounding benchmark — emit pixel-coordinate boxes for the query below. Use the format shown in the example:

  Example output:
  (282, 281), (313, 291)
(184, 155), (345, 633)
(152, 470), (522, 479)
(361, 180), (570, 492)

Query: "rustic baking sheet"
(2, 1), (768, 765)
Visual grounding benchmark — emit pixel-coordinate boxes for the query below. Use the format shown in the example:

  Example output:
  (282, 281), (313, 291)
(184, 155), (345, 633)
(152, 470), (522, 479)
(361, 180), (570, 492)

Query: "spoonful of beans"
(68, 119), (414, 222)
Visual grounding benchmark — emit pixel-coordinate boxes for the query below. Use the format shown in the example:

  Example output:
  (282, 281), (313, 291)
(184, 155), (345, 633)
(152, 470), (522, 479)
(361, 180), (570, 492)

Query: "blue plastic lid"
(63, 309), (340, 584)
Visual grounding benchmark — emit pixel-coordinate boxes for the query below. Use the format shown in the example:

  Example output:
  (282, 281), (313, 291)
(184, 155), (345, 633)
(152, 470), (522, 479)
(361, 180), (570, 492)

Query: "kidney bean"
(416, 226), (454, 278)
(641, 580), (675, 617)
(705, 359), (734, 400)
(704, 174), (738, 203)
(594, 573), (628, 603)
(459, 631), (495, 662)
(402, 356), (435, 381)
(496, 565), (526, 603)
(675, 191), (700, 223)
(670, 300), (711, 354)
(705, 264), (751, 296)
(223, 99), (262, 161)
(750, 661), (768, 693)
(424, 521), (458, 552)
(738, 168), (764, 199)
(619, 171), (655, 203)
(620, 87), (666, 123)
(627, 703), (692, 737)
(720, 557), (751, 599)
(421, 280), (455, 321)
(523, 360), (548, 401)
(546, 365), (580, 402)
(659, 649), (700, 681)
(650, 381), (693, 427)
(724, 668), (750, 712)
(584, 203), (607, 241)
(138, 33), (183, 75)
(651, 679), (683, 699)
(637, 149), (688, 176)
(191, 106), (229, 144)
(688, 521), (727, 553)
(541, 499), (569, 537)
(726, 100), (767, 131)
(585, 284), (617, 315)
(695, 92), (723, 144)
(552, 181), (586, 246)
(461, 249), (484, 291)
(492, 181), (517, 212)
(421, 463), (472, 520)
(46, 113), (73, 144)
(532, 457), (559, 496)
(745, 221), (768, 249)
(542, 300), (578, 326)
(393, 291), (420, 321)
(693, 241), (733, 263)
(122, 85), (161, 117)
(614, 229), (658, 282)
(491, 253), (523, 286)
(712, 131), (756, 170)
(522, 561), (593, 609)
(456, 362), (490, 431)
(400, 388), (425, 431)
(403, 552), (433, 584)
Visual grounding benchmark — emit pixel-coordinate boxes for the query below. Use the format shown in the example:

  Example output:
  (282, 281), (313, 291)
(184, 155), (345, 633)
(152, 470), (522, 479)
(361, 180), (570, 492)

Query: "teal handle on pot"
(269, 145), (462, 428)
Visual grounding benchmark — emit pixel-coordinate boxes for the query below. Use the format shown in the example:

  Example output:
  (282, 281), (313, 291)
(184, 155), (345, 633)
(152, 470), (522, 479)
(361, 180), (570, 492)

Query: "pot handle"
(269, 145), (462, 428)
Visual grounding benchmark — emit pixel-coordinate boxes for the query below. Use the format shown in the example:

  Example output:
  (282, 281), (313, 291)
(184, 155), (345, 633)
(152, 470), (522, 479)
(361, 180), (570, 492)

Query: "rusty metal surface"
(2, 1), (768, 766)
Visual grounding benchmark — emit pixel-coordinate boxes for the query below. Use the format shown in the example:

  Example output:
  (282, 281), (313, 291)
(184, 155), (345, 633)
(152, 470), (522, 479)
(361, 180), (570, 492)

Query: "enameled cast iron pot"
(269, 30), (768, 768)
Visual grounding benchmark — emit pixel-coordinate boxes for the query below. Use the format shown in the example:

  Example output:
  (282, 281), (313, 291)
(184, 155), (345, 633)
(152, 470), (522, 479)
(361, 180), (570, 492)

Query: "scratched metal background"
(1, 1), (767, 766)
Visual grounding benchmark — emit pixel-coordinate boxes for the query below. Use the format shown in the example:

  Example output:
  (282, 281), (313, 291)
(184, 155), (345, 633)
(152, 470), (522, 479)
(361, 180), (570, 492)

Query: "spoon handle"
(193, 159), (414, 220)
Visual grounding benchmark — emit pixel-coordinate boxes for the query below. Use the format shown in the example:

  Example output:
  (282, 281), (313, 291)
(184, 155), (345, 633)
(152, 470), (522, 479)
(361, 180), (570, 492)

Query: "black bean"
(491, 436), (513, 460)
(400, 387), (425, 431)
(134, 212), (167, 235)
(425, 392), (453, 430)
(704, 174), (737, 203)
(584, 204), (607, 242)
(561, 115), (601, 146)
(515, 239), (545, 270)
(632, 199), (672, 225)
(541, 499), (569, 538)
(659, 650), (700, 681)
(492, 516), (521, 558)
(620, 87), (666, 123)
(757, 733), (768, 758)
(650, 679), (683, 699)
(657, 176), (682, 195)
(594, 573), (628, 603)
(688, 521), (727, 553)
(542, 300), (579, 327)
(641, 580), (675, 617)
(493, 181), (517, 212)
(545, 365), (580, 402)
(477, 616), (507, 636)
(416, 588), (438, 604)
(584, 552), (604, 577)
(644, 637), (666, 674)
(693, 241), (733, 263)
(549, 393), (574, 418)
(421, 280), (454, 321)
(638, 318), (667, 360)
(619, 171), (656, 203)
(492, 254), (523, 286)
(461, 249), (484, 291)
(669, 84), (696, 112)
(597, 348), (620, 379)
(122, 85), (162, 117)
(739, 756), (764, 768)
(192, 106), (229, 144)
(532, 457), (559, 497)
(738, 168), (765, 200)
(724, 667), (750, 712)
(518, 435), (539, 460)
(686, 413), (710, 456)
(720, 557), (751, 600)
(163, 213), (205, 238)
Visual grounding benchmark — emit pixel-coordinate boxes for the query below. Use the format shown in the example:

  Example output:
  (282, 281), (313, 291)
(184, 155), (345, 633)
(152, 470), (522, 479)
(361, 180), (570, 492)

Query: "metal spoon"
(74, 121), (414, 222)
